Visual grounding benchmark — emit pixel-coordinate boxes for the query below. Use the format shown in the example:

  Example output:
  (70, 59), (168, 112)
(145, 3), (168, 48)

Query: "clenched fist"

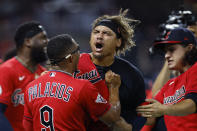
(105, 70), (121, 88)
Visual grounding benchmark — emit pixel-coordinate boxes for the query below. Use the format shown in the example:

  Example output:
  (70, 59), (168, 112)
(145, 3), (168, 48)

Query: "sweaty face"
(164, 44), (187, 71)
(89, 26), (121, 59)
(30, 31), (49, 64)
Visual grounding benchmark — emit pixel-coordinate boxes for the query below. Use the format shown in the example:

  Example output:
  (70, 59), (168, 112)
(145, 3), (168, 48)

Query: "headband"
(25, 25), (45, 38)
(94, 19), (121, 38)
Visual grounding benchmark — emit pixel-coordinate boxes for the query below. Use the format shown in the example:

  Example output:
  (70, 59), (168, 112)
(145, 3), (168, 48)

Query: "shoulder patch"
(50, 72), (56, 77)
(95, 93), (107, 104)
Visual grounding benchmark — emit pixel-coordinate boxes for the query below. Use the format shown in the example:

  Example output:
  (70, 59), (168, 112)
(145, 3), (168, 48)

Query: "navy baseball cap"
(153, 27), (197, 52)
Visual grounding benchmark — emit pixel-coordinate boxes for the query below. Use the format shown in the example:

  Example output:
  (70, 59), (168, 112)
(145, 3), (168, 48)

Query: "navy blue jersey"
(95, 56), (147, 131)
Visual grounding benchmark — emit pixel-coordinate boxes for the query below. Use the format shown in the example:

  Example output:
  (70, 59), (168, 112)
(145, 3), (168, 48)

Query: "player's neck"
(51, 66), (73, 76)
(179, 64), (191, 74)
(16, 54), (37, 73)
(90, 53), (114, 67)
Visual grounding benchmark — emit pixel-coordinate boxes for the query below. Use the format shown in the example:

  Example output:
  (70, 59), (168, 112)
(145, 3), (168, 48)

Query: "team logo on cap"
(95, 93), (107, 104)
(165, 31), (171, 40)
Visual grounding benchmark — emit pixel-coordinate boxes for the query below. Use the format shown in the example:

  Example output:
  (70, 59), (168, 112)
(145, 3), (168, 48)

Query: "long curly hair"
(92, 9), (140, 56)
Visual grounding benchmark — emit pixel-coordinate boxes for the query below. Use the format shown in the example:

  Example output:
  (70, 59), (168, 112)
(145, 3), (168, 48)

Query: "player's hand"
(105, 70), (121, 88)
(136, 99), (167, 118)
(105, 70), (121, 103)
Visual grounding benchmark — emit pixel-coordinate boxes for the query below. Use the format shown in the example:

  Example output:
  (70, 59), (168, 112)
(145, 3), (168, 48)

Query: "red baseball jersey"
(24, 71), (111, 131)
(155, 62), (197, 131)
(74, 53), (110, 131)
(74, 53), (109, 100)
(0, 57), (45, 131)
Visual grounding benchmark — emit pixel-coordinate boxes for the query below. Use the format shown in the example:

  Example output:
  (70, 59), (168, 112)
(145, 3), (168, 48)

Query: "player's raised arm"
(99, 70), (132, 131)
(98, 70), (121, 126)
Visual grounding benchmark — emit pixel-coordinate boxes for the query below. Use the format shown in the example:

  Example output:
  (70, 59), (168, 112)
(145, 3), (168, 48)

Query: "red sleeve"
(24, 84), (33, 121)
(23, 117), (33, 131)
(78, 81), (111, 121)
(0, 67), (15, 105)
(186, 66), (197, 94)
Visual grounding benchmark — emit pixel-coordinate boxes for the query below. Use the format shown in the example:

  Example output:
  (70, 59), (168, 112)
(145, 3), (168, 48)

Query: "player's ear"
(24, 38), (33, 48)
(186, 44), (194, 51)
(116, 38), (121, 47)
(67, 55), (73, 63)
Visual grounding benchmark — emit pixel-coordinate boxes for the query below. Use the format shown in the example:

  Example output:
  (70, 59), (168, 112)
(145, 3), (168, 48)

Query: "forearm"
(108, 83), (120, 115)
(99, 86), (121, 126)
(109, 93), (121, 121)
(164, 99), (196, 116)
(112, 117), (132, 131)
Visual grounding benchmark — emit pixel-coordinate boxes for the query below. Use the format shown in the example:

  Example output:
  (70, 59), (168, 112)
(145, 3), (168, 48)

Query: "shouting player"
(74, 9), (146, 130)
(137, 27), (197, 131)
(23, 34), (129, 131)
(0, 21), (48, 131)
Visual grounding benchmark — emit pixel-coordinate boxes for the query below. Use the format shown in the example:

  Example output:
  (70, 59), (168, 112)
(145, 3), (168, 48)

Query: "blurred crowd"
(0, 0), (197, 87)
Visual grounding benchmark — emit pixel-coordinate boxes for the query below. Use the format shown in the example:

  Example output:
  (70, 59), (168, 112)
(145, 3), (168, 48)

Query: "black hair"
(14, 21), (44, 50)
(183, 46), (197, 66)
(47, 34), (75, 65)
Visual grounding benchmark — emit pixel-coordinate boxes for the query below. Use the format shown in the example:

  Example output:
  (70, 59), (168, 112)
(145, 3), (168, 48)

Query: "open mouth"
(95, 43), (104, 52)
(96, 43), (103, 49)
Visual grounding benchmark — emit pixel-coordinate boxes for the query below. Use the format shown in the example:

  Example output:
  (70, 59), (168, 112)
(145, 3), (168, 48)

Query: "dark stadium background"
(0, 0), (196, 86)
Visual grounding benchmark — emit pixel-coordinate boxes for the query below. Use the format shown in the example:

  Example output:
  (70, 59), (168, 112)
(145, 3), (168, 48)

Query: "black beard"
(30, 46), (47, 64)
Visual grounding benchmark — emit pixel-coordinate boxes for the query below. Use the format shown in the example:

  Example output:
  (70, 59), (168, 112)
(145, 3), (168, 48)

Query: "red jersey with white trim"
(0, 57), (45, 131)
(74, 53), (109, 101)
(74, 53), (110, 131)
(155, 62), (197, 131)
(24, 71), (111, 131)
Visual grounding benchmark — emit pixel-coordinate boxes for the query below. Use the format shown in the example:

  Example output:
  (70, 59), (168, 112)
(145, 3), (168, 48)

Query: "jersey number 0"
(40, 105), (55, 131)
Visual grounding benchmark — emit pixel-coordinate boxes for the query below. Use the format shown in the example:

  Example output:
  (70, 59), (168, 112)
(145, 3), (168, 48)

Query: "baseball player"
(137, 28), (197, 131)
(23, 34), (126, 131)
(0, 21), (48, 131)
(74, 9), (146, 131)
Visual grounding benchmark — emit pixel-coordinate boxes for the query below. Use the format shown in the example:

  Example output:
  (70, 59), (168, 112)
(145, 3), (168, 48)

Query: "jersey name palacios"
(24, 71), (110, 131)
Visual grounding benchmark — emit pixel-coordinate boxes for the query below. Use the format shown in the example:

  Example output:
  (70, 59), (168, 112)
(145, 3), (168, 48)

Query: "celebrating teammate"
(23, 34), (126, 131)
(137, 27), (197, 131)
(0, 21), (48, 131)
(74, 9), (146, 130)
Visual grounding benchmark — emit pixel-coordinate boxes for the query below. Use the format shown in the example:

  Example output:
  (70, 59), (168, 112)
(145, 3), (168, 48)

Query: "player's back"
(24, 70), (91, 131)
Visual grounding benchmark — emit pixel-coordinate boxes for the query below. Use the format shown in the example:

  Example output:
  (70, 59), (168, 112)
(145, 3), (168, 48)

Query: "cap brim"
(151, 41), (182, 54)
(154, 41), (182, 45)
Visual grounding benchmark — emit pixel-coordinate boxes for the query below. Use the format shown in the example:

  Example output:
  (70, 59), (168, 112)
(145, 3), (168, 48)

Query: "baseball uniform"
(155, 62), (197, 131)
(0, 57), (45, 131)
(24, 70), (111, 131)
